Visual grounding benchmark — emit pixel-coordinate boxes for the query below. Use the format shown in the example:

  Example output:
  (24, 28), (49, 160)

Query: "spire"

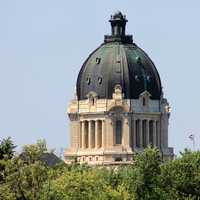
(104, 11), (133, 43)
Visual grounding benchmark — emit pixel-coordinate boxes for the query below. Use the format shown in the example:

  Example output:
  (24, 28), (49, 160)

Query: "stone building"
(64, 11), (174, 165)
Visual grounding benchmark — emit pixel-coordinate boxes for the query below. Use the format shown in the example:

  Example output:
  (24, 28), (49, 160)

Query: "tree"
(0, 137), (16, 183)
(160, 149), (200, 199)
(0, 137), (16, 160)
(0, 140), (50, 200)
(20, 139), (47, 164)
(43, 166), (132, 200)
(132, 147), (162, 200)
(2, 139), (200, 200)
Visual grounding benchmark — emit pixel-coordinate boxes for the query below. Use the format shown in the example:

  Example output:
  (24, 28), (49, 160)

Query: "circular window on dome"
(86, 77), (91, 85)
(98, 77), (102, 84)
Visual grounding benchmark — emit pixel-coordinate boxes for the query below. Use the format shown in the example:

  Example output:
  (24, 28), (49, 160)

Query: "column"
(139, 119), (143, 148)
(79, 121), (81, 148)
(153, 120), (157, 146)
(133, 119), (136, 149)
(88, 121), (92, 149)
(81, 121), (85, 149)
(91, 121), (95, 148)
(102, 120), (105, 148)
(99, 121), (102, 148)
(157, 121), (160, 147)
(95, 120), (99, 148)
(146, 119), (149, 147)
(123, 118), (129, 147)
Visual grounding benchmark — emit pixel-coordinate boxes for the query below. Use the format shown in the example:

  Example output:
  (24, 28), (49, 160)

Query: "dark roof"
(19, 152), (63, 167)
(76, 12), (162, 100)
(40, 153), (63, 167)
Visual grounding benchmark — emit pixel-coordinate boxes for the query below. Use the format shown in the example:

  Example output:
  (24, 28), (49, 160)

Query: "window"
(91, 98), (95, 106)
(98, 77), (102, 84)
(135, 75), (140, 81)
(115, 120), (122, 144)
(86, 77), (91, 85)
(96, 57), (101, 64)
(143, 98), (146, 106)
(115, 157), (122, 162)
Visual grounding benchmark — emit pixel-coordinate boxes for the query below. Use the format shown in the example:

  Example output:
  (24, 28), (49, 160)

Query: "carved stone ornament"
(112, 84), (123, 101)
(86, 91), (98, 106)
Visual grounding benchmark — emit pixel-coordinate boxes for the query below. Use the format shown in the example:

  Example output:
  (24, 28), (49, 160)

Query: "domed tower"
(64, 11), (174, 165)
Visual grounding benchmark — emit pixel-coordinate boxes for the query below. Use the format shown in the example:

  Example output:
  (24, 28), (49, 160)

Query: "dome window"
(98, 77), (102, 84)
(96, 57), (101, 64)
(86, 77), (91, 85)
(135, 75), (140, 81)
(136, 56), (142, 65)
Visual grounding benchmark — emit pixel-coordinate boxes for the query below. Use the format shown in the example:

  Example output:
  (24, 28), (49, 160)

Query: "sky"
(0, 0), (199, 155)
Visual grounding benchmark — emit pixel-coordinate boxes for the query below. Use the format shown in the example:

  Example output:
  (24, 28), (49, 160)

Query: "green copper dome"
(76, 12), (162, 100)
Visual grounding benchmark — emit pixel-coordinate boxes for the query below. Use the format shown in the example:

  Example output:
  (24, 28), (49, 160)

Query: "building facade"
(64, 11), (174, 165)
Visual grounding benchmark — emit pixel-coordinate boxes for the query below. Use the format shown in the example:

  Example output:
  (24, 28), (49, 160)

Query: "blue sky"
(0, 1), (199, 155)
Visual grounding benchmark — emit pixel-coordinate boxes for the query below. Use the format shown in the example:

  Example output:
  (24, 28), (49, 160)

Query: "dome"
(76, 12), (162, 100)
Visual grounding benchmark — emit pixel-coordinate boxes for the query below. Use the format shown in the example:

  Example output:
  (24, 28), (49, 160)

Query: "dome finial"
(104, 12), (132, 43)
(109, 11), (127, 36)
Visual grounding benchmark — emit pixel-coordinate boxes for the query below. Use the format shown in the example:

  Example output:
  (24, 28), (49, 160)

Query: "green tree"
(0, 137), (16, 183)
(0, 137), (16, 160)
(2, 139), (200, 200)
(21, 139), (47, 163)
(0, 140), (51, 200)
(43, 166), (132, 200)
(132, 147), (162, 200)
(160, 149), (200, 199)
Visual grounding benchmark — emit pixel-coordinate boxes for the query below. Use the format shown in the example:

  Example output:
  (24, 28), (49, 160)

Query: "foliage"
(0, 139), (50, 199)
(160, 149), (200, 199)
(0, 137), (16, 183)
(21, 139), (48, 163)
(132, 147), (162, 200)
(1, 138), (200, 200)
(0, 137), (16, 160)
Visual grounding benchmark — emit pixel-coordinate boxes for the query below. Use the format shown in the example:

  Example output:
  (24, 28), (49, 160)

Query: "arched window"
(115, 120), (122, 144)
